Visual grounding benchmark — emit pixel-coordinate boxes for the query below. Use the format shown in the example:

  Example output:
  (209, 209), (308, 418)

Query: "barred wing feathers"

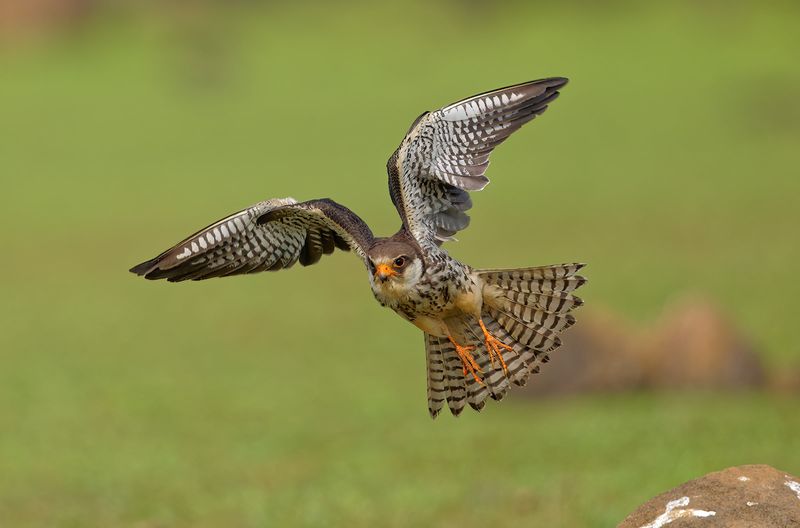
(130, 198), (374, 282)
(388, 78), (568, 245)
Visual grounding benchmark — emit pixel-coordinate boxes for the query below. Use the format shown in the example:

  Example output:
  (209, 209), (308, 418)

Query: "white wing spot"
(213, 228), (222, 242)
(191, 241), (199, 253)
(443, 104), (476, 121)
(492, 95), (501, 107)
(198, 237), (208, 249)
(221, 224), (230, 237)
(176, 247), (192, 260)
(206, 233), (215, 245)
(227, 220), (237, 234)
(639, 497), (716, 528)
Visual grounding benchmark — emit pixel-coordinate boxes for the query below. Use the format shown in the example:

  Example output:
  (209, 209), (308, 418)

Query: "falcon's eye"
(393, 256), (407, 268)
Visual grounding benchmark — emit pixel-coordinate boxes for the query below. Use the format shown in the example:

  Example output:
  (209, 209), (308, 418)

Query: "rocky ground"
(619, 465), (800, 527)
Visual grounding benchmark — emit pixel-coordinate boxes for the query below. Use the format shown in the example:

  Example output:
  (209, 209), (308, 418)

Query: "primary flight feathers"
(130, 198), (373, 281)
(131, 78), (568, 280)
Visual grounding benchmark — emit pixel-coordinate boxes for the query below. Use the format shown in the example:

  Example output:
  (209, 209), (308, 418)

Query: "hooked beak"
(374, 263), (398, 282)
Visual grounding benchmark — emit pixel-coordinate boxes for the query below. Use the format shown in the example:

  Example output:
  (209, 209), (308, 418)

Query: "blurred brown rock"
(640, 295), (765, 390)
(519, 294), (768, 397)
(767, 367), (800, 394)
(521, 308), (644, 396)
(618, 464), (800, 527)
(0, 0), (94, 37)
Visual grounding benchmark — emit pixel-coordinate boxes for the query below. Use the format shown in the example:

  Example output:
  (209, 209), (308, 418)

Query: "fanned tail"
(423, 263), (586, 418)
(424, 334), (472, 418)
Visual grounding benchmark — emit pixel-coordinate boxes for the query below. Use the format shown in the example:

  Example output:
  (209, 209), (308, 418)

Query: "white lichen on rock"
(639, 496), (716, 528)
(786, 480), (800, 500)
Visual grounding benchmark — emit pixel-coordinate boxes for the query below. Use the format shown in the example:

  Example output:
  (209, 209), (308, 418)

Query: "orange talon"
(478, 319), (513, 375)
(447, 336), (483, 384)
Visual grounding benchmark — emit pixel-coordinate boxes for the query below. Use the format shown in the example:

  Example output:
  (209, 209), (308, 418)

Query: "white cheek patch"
(403, 259), (423, 287)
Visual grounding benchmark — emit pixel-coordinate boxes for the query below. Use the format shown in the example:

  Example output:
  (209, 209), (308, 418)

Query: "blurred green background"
(1, 1), (799, 526)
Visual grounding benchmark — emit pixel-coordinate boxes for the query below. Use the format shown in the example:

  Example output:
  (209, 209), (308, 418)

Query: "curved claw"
(478, 319), (513, 374)
(447, 336), (483, 384)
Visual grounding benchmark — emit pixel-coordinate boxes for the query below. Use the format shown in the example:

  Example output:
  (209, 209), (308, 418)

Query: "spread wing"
(387, 78), (568, 246)
(129, 198), (374, 282)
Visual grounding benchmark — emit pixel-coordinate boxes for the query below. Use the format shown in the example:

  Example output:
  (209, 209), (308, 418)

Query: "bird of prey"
(130, 77), (586, 418)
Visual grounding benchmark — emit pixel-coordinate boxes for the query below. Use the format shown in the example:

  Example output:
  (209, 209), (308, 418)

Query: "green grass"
(1, 2), (799, 526)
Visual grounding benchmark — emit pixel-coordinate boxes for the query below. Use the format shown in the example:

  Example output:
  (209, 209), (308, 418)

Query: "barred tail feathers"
(423, 263), (586, 418)
(479, 262), (586, 385)
(424, 334), (466, 418)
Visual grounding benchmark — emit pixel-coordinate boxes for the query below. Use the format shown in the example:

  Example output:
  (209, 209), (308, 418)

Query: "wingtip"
(129, 256), (168, 279)
(129, 259), (155, 276)
(521, 77), (568, 90)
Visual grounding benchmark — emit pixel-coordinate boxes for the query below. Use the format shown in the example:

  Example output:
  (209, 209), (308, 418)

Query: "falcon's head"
(366, 240), (423, 294)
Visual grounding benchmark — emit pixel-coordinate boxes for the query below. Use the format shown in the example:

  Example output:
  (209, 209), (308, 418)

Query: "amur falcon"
(131, 78), (586, 418)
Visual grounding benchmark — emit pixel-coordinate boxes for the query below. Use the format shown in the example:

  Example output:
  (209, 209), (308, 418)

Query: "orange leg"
(478, 319), (513, 375)
(447, 335), (483, 384)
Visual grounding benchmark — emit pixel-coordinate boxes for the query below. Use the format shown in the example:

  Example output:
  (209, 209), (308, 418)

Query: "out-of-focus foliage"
(0, 2), (798, 526)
